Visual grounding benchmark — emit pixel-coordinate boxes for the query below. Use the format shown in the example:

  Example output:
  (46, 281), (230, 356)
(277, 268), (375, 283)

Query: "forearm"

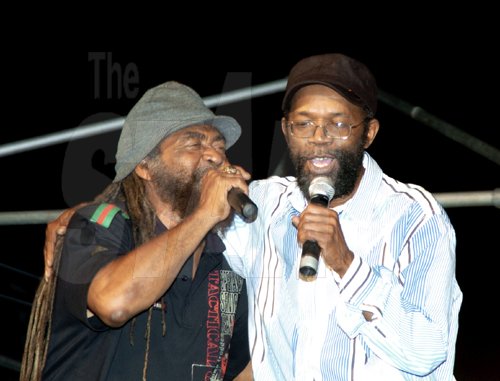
(357, 283), (451, 374)
(88, 209), (214, 326)
(336, 239), (459, 375)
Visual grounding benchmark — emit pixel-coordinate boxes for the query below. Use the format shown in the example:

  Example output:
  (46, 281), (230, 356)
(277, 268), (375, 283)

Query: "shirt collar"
(288, 182), (308, 213)
(342, 152), (383, 221)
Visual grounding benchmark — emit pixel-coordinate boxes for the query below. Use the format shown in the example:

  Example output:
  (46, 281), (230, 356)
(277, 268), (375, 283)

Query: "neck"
(328, 166), (365, 209)
(144, 181), (206, 279)
(144, 182), (183, 229)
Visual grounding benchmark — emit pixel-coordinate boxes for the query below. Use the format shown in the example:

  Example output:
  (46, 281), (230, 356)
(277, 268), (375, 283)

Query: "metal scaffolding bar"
(378, 90), (500, 166)
(433, 189), (500, 208)
(0, 210), (64, 225)
(0, 79), (498, 227)
(2, 80), (499, 166)
(0, 189), (498, 226)
(0, 118), (125, 158)
(0, 80), (287, 158)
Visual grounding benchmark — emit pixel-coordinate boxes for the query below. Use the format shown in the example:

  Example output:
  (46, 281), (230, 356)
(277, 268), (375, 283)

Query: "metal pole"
(0, 210), (64, 225)
(433, 189), (500, 208)
(0, 190), (498, 226)
(203, 79), (286, 107)
(0, 118), (125, 158)
(378, 90), (500, 166)
(0, 80), (287, 158)
(1, 81), (498, 166)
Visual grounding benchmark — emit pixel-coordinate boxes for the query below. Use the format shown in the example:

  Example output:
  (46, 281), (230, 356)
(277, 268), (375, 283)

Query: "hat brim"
(282, 80), (365, 112)
(201, 115), (241, 149)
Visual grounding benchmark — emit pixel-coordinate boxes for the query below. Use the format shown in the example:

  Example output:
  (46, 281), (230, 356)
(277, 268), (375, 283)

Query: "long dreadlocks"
(20, 167), (166, 381)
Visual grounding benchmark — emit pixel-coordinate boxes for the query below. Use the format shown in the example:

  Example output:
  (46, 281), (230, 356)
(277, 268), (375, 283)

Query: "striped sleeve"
(337, 211), (457, 376)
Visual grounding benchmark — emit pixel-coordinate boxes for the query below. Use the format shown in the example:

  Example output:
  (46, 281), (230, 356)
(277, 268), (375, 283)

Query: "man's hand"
(44, 203), (86, 281)
(292, 204), (353, 278)
(196, 164), (251, 224)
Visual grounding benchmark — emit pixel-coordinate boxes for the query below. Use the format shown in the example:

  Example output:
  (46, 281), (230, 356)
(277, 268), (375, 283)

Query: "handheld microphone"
(227, 188), (258, 223)
(299, 176), (335, 281)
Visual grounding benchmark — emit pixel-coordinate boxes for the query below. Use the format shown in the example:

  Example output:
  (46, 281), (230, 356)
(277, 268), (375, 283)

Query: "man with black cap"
(221, 53), (462, 380)
(22, 81), (252, 380)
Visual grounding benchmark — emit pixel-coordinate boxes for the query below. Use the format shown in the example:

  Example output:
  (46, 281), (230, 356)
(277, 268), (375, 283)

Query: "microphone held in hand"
(299, 176), (335, 281)
(227, 188), (258, 223)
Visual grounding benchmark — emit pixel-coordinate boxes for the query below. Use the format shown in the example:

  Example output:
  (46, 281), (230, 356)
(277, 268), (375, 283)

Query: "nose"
(202, 145), (225, 167)
(309, 123), (331, 143)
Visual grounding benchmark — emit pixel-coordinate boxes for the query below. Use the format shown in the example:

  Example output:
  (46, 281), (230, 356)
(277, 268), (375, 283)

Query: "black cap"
(282, 53), (378, 116)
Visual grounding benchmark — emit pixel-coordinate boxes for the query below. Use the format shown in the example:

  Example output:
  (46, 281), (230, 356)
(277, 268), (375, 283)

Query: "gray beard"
(150, 165), (204, 219)
(150, 164), (235, 230)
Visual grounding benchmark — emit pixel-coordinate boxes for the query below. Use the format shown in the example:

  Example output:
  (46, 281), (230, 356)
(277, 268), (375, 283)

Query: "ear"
(134, 160), (152, 181)
(363, 118), (380, 149)
(281, 117), (290, 144)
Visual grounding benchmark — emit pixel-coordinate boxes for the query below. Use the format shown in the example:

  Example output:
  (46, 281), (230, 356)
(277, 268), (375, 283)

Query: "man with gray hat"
(221, 53), (462, 380)
(21, 81), (252, 380)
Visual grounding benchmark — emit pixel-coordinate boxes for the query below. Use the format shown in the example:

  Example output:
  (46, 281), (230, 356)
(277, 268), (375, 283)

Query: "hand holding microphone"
(222, 166), (258, 223)
(299, 176), (335, 281)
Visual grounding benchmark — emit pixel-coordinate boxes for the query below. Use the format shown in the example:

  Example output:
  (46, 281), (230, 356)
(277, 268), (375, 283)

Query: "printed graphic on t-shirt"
(193, 269), (244, 381)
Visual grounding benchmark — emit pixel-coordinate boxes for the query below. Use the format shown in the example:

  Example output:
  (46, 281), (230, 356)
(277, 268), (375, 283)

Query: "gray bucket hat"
(114, 81), (242, 182)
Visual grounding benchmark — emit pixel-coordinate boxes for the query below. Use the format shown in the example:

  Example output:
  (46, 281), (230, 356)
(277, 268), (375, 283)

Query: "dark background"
(1, 44), (498, 380)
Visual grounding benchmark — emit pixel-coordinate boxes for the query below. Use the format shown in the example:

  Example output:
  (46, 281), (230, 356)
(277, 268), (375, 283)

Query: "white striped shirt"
(221, 153), (462, 381)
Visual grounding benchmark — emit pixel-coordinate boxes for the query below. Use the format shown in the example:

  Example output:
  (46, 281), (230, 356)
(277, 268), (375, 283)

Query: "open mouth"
(311, 157), (333, 168)
(306, 156), (336, 174)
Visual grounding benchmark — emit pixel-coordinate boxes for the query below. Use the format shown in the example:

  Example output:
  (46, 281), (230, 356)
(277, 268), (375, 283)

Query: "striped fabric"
(221, 153), (462, 381)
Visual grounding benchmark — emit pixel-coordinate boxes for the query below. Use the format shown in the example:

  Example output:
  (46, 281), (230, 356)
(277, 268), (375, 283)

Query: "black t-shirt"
(43, 202), (249, 381)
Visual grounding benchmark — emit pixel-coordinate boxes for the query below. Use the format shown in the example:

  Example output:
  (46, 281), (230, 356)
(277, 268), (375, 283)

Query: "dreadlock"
(21, 159), (167, 380)
(19, 233), (63, 381)
(120, 170), (168, 380)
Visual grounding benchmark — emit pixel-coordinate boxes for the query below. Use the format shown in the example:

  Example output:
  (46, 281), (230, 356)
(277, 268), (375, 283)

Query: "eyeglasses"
(286, 118), (367, 139)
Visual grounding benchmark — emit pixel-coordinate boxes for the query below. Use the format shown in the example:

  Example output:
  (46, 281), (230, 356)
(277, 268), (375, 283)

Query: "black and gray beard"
(290, 142), (365, 200)
(150, 165), (204, 218)
(149, 164), (235, 231)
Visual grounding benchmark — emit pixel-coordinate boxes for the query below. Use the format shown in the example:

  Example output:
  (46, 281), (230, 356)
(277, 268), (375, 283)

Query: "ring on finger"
(221, 166), (238, 174)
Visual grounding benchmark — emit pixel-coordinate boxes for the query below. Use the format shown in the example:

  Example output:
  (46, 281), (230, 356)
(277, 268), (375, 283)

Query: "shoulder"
(64, 202), (133, 252)
(364, 154), (447, 218)
(377, 175), (455, 239)
(87, 203), (129, 228)
(250, 176), (296, 197)
(72, 202), (130, 229)
(248, 176), (298, 217)
(67, 202), (132, 246)
(380, 175), (445, 217)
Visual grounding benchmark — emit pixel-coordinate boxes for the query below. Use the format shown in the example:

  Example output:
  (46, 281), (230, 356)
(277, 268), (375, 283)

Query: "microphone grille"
(308, 176), (335, 201)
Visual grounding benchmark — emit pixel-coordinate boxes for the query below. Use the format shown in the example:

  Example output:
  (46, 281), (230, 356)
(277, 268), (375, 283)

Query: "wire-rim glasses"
(286, 118), (367, 139)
